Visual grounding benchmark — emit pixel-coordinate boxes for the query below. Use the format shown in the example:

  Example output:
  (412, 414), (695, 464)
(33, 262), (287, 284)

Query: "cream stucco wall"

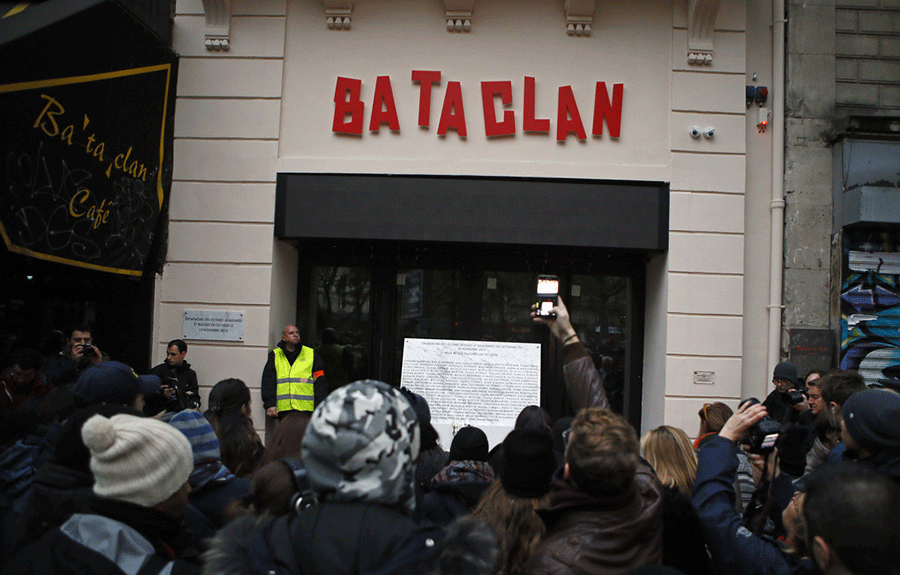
(160, 0), (768, 439)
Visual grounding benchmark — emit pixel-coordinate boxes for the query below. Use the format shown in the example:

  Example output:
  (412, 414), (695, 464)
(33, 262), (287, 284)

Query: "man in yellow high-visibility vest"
(261, 324), (326, 420)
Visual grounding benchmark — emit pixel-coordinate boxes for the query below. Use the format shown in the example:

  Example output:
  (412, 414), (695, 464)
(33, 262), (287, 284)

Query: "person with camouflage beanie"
(204, 380), (421, 575)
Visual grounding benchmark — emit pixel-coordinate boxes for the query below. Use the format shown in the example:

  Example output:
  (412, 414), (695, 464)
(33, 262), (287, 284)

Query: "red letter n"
(592, 82), (623, 138)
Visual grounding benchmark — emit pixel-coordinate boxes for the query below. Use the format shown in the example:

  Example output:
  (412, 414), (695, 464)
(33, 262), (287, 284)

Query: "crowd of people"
(1, 301), (899, 575)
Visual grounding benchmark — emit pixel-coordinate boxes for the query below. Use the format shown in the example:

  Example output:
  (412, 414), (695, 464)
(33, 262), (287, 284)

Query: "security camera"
(689, 126), (701, 138)
(703, 127), (715, 139)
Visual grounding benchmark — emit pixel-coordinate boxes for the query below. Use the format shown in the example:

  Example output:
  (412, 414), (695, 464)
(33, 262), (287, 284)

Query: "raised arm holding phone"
(531, 293), (608, 411)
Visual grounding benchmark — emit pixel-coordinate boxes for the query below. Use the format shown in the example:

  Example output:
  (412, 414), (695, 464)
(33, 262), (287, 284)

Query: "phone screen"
(536, 275), (559, 317)
(537, 277), (559, 295)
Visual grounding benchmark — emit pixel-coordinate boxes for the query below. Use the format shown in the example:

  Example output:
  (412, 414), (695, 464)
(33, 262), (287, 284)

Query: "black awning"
(0, 0), (177, 276)
(276, 173), (669, 252)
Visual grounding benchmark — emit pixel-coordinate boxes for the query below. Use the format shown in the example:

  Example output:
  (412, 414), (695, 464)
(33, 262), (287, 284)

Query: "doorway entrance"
(296, 239), (646, 426)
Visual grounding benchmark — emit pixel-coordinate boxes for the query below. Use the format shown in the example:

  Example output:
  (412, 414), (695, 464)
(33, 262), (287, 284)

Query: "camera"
(163, 370), (199, 412)
(739, 397), (781, 454)
(782, 390), (805, 406)
(536, 275), (559, 318)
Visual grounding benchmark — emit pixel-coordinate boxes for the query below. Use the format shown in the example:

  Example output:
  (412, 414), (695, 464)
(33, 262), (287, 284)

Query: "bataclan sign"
(332, 72), (623, 142)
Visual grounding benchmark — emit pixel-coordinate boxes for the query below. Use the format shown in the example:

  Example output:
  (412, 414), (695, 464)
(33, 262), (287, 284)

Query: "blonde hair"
(640, 425), (697, 496)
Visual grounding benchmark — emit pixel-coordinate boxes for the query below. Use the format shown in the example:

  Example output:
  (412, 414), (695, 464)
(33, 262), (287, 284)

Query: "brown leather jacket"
(522, 464), (664, 575)
(522, 341), (662, 575)
(561, 341), (610, 411)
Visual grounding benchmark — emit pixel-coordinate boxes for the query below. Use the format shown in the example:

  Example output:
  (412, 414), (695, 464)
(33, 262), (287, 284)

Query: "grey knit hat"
(301, 380), (420, 513)
(82, 413), (193, 508)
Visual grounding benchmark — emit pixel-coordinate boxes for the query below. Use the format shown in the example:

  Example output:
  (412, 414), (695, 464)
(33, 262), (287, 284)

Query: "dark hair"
(813, 410), (839, 445)
(420, 421), (441, 451)
(806, 370), (827, 382)
(254, 411), (310, 471)
(167, 339), (188, 354)
(816, 370), (867, 408)
(321, 328), (339, 345)
(515, 405), (552, 432)
(204, 379), (262, 478)
(66, 325), (92, 339)
(10, 348), (43, 371)
(803, 462), (900, 575)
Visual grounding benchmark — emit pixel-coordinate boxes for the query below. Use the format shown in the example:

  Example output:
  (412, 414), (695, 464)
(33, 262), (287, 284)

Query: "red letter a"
(437, 81), (467, 137)
(369, 76), (400, 132)
(556, 86), (586, 142)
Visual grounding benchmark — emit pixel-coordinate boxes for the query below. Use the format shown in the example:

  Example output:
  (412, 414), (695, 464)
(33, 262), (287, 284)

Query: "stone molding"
(202, 0), (231, 51)
(687, 0), (720, 65)
(564, 0), (594, 36)
(444, 0), (475, 32)
(324, 0), (353, 30)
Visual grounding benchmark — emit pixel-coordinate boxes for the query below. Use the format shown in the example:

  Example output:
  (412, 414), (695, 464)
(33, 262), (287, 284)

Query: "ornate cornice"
(444, 0), (475, 32)
(323, 0), (353, 30)
(201, 0), (231, 51)
(564, 0), (594, 36)
(687, 0), (721, 65)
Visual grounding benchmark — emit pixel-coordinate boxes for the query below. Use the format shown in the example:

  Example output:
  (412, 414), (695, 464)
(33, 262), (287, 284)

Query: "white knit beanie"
(81, 413), (194, 508)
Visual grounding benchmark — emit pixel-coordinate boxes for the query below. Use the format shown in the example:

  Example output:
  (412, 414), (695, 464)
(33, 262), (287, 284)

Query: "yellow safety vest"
(274, 346), (316, 412)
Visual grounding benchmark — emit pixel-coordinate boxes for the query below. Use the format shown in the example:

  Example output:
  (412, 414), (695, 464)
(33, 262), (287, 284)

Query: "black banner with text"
(0, 0), (177, 277)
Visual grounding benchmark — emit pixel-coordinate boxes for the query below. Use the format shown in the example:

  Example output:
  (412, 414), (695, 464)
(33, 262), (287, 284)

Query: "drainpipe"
(768, 0), (787, 378)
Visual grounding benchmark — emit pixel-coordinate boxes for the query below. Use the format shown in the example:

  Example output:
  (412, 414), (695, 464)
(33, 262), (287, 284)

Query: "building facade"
(157, 0), (789, 437)
(783, 0), (900, 383)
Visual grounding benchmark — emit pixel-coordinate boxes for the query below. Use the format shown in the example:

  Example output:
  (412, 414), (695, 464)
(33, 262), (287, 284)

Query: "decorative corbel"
(202, 0), (231, 51)
(564, 0), (594, 36)
(323, 0), (353, 30)
(444, 0), (475, 32)
(687, 0), (720, 65)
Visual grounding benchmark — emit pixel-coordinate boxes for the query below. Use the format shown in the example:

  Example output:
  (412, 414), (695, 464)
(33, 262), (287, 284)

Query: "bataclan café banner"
(0, 0), (177, 277)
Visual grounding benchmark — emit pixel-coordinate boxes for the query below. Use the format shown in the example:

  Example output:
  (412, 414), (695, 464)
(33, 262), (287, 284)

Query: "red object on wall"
(437, 81), (467, 137)
(369, 76), (400, 132)
(333, 76), (364, 135)
(411, 70), (441, 127)
(592, 82), (623, 138)
(481, 80), (515, 137)
(523, 76), (550, 134)
(556, 86), (586, 141)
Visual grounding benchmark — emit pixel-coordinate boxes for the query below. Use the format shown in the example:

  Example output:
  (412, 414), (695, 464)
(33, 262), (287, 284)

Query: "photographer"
(45, 325), (106, 386)
(763, 362), (810, 425)
(146, 339), (200, 416)
(692, 401), (813, 575)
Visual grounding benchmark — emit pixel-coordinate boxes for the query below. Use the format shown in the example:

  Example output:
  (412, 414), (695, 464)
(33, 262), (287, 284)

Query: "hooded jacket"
(522, 463), (664, 575)
(4, 496), (202, 575)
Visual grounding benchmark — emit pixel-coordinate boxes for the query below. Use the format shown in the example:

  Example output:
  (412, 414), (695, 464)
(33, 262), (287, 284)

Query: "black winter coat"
(4, 496), (202, 575)
(204, 501), (420, 575)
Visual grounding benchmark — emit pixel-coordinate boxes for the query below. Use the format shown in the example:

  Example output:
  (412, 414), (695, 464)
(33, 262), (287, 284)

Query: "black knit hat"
(843, 389), (900, 455)
(500, 428), (556, 499)
(399, 387), (431, 426)
(772, 361), (798, 385)
(449, 426), (489, 462)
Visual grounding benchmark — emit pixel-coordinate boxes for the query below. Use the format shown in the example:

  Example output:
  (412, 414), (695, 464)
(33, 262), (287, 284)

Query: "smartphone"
(536, 275), (559, 318)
